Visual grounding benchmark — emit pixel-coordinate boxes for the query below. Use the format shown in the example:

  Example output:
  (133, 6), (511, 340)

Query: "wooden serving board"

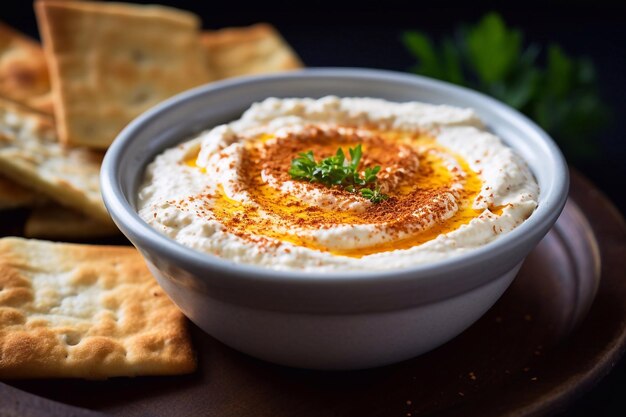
(1, 169), (625, 417)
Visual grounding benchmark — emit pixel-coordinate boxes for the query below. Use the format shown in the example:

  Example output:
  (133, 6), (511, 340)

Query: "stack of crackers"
(0, 0), (302, 379)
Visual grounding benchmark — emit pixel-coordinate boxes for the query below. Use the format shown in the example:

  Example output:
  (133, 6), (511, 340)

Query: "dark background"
(3, 1), (626, 416)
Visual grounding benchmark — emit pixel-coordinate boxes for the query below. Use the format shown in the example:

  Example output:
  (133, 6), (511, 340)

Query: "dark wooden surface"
(1, 169), (625, 417)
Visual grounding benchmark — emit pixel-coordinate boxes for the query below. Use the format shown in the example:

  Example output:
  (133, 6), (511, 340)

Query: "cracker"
(35, 0), (211, 149)
(201, 23), (303, 79)
(0, 22), (52, 114)
(0, 174), (39, 210)
(25, 204), (120, 239)
(0, 237), (195, 379)
(0, 97), (110, 222)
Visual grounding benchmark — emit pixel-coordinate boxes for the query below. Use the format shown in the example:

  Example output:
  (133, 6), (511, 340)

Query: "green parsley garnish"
(402, 12), (609, 160)
(360, 186), (389, 203)
(289, 144), (389, 203)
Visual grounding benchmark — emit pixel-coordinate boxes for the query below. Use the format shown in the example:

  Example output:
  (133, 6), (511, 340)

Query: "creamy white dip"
(137, 96), (539, 271)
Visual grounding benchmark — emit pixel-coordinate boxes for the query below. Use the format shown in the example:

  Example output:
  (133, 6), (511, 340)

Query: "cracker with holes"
(35, 0), (211, 149)
(24, 204), (120, 239)
(201, 23), (303, 80)
(0, 22), (52, 114)
(0, 97), (110, 222)
(0, 237), (195, 379)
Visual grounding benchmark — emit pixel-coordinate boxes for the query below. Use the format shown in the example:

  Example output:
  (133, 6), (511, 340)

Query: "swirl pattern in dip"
(137, 97), (539, 271)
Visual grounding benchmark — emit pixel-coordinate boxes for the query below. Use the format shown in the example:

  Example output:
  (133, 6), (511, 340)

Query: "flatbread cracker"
(0, 237), (195, 379)
(25, 204), (120, 239)
(35, 0), (211, 149)
(0, 22), (52, 114)
(0, 174), (39, 210)
(201, 23), (303, 79)
(0, 97), (110, 222)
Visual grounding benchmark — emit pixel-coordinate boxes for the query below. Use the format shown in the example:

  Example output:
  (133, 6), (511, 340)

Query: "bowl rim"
(101, 67), (569, 286)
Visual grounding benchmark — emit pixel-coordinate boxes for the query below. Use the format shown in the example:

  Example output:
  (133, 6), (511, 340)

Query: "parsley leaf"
(288, 144), (390, 203)
(360, 187), (389, 203)
(466, 13), (522, 84)
(288, 150), (317, 180)
(402, 32), (464, 84)
(403, 12), (609, 160)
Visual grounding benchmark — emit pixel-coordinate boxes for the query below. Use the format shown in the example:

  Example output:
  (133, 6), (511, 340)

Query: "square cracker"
(201, 23), (303, 80)
(0, 97), (110, 222)
(35, 0), (211, 149)
(24, 204), (120, 239)
(0, 237), (195, 379)
(0, 22), (52, 114)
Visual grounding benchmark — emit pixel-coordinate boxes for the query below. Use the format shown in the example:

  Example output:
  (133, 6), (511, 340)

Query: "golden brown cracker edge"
(201, 23), (303, 79)
(35, 0), (211, 149)
(0, 22), (52, 114)
(24, 204), (120, 239)
(0, 96), (110, 222)
(0, 174), (39, 210)
(0, 237), (196, 379)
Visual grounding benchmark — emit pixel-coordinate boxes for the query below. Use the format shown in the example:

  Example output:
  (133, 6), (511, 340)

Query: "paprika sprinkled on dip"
(137, 96), (539, 271)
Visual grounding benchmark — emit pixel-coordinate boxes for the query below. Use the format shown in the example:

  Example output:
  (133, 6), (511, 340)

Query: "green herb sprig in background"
(403, 12), (609, 159)
(289, 144), (389, 203)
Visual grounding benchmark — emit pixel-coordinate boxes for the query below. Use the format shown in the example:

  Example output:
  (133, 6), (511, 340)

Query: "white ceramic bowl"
(101, 69), (569, 370)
